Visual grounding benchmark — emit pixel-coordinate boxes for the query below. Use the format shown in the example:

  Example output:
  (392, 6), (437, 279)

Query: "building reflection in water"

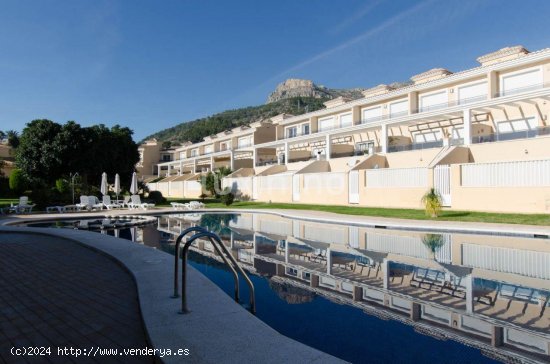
(144, 212), (549, 363)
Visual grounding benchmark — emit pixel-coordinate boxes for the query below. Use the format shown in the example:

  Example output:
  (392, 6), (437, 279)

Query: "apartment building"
(148, 45), (550, 213)
(146, 120), (276, 198)
(0, 142), (15, 178)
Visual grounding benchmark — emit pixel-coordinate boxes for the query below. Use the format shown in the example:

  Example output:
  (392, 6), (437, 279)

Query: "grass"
(0, 198), (20, 208)
(162, 198), (550, 226)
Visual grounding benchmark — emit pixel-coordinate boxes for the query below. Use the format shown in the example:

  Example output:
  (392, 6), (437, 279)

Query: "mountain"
(142, 79), (365, 145)
(267, 78), (364, 103)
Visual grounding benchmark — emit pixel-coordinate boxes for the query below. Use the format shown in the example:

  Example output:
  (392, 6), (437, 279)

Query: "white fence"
(461, 159), (550, 187)
(462, 244), (550, 280)
(303, 172), (346, 190)
(365, 231), (452, 262)
(223, 176), (253, 196)
(366, 167), (429, 188)
(256, 173), (292, 190)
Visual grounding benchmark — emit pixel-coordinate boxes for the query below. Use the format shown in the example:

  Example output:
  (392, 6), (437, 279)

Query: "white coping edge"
(2, 207), (550, 238)
(0, 225), (345, 364)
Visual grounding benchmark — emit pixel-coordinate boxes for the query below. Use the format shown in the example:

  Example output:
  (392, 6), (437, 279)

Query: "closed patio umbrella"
(130, 172), (138, 195)
(114, 173), (121, 200)
(100, 172), (108, 196)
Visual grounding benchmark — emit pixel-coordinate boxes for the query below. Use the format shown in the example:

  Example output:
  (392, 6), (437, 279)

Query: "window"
(302, 124), (310, 135)
(287, 126), (297, 138)
(318, 116), (334, 131)
(339, 113), (353, 127)
(179, 152), (186, 159)
(190, 149), (198, 157)
(457, 81), (487, 104)
(414, 130), (442, 143)
(220, 141), (231, 151)
(496, 117), (537, 133)
(204, 145), (213, 154)
(419, 91), (447, 112)
(356, 141), (375, 154)
(362, 106), (382, 123)
(237, 137), (251, 148)
(162, 154), (171, 161)
(389, 99), (408, 118)
(500, 68), (542, 96)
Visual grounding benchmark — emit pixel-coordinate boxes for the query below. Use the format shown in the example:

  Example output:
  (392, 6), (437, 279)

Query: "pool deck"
(0, 219), (345, 363)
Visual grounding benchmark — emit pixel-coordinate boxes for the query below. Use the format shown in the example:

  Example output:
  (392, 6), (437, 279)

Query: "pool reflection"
(144, 212), (549, 362)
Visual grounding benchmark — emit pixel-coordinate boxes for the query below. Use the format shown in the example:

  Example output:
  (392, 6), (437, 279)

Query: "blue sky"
(1, 0), (549, 141)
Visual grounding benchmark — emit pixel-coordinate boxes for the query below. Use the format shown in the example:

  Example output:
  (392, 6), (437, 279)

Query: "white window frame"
(388, 99), (408, 118)
(190, 148), (199, 157)
(339, 112), (353, 128)
(419, 90), (448, 112)
(318, 116), (335, 132)
(237, 136), (252, 148)
(204, 145), (213, 154)
(499, 66), (543, 96)
(456, 80), (487, 105)
(361, 106), (382, 123)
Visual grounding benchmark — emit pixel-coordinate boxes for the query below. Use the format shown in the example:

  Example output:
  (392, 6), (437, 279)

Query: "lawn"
(0, 198), (20, 208)
(162, 198), (550, 226)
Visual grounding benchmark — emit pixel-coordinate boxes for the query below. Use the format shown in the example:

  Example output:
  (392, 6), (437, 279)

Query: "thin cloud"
(329, 0), (385, 35)
(261, 0), (434, 89)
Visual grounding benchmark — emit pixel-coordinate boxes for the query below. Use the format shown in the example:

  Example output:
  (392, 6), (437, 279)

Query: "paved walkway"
(0, 233), (153, 364)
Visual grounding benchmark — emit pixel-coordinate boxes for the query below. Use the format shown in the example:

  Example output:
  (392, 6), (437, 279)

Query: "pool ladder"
(172, 226), (256, 314)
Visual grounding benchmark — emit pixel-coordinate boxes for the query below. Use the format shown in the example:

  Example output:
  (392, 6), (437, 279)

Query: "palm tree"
(421, 188), (442, 217)
(421, 233), (445, 260)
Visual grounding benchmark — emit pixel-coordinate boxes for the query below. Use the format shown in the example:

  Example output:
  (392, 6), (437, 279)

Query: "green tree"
(16, 120), (140, 188)
(9, 169), (28, 194)
(7, 130), (20, 148)
(0, 131), (6, 140)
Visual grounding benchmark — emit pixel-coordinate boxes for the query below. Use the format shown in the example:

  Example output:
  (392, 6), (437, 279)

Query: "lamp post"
(70, 172), (79, 204)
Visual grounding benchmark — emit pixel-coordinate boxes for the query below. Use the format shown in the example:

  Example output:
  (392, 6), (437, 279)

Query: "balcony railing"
(472, 126), (550, 144)
(416, 94), (488, 113)
(360, 110), (409, 125)
(494, 82), (548, 98)
(236, 142), (252, 149)
(387, 140), (443, 153)
(279, 130), (310, 140)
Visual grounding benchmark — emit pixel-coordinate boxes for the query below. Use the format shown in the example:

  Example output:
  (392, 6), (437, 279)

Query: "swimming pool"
(24, 212), (550, 363)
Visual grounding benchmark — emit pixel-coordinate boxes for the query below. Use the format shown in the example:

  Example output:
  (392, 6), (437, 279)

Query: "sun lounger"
(129, 195), (155, 210)
(76, 196), (89, 211)
(10, 196), (36, 214)
(102, 195), (122, 210)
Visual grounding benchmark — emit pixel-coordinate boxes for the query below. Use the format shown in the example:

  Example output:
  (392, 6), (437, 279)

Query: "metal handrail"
(174, 229), (256, 314)
(173, 226), (239, 302)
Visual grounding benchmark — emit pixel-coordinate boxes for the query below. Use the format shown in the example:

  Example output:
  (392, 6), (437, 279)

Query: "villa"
(143, 45), (550, 214)
(0, 141), (15, 178)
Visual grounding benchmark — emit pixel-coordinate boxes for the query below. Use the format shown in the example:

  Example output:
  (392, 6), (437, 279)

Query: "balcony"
(495, 82), (548, 98)
(360, 110), (408, 125)
(387, 140), (443, 153)
(415, 94), (488, 113)
(236, 141), (252, 149)
(472, 126), (550, 144)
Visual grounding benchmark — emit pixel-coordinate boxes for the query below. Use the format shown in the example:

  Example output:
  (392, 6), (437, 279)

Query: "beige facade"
(0, 143), (15, 178)
(148, 46), (550, 212)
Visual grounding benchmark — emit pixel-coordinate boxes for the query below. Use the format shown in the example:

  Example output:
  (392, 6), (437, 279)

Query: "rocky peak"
(267, 78), (364, 104)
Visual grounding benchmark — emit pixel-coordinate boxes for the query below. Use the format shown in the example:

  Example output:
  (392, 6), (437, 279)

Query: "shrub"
(421, 188), (442, 218)
(9, 169), (28, 195)
(147, 190), (166, 204)
(220, 187), (235, 206)
(199, 193), (207, 202)
(55, 178), (70, 194)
